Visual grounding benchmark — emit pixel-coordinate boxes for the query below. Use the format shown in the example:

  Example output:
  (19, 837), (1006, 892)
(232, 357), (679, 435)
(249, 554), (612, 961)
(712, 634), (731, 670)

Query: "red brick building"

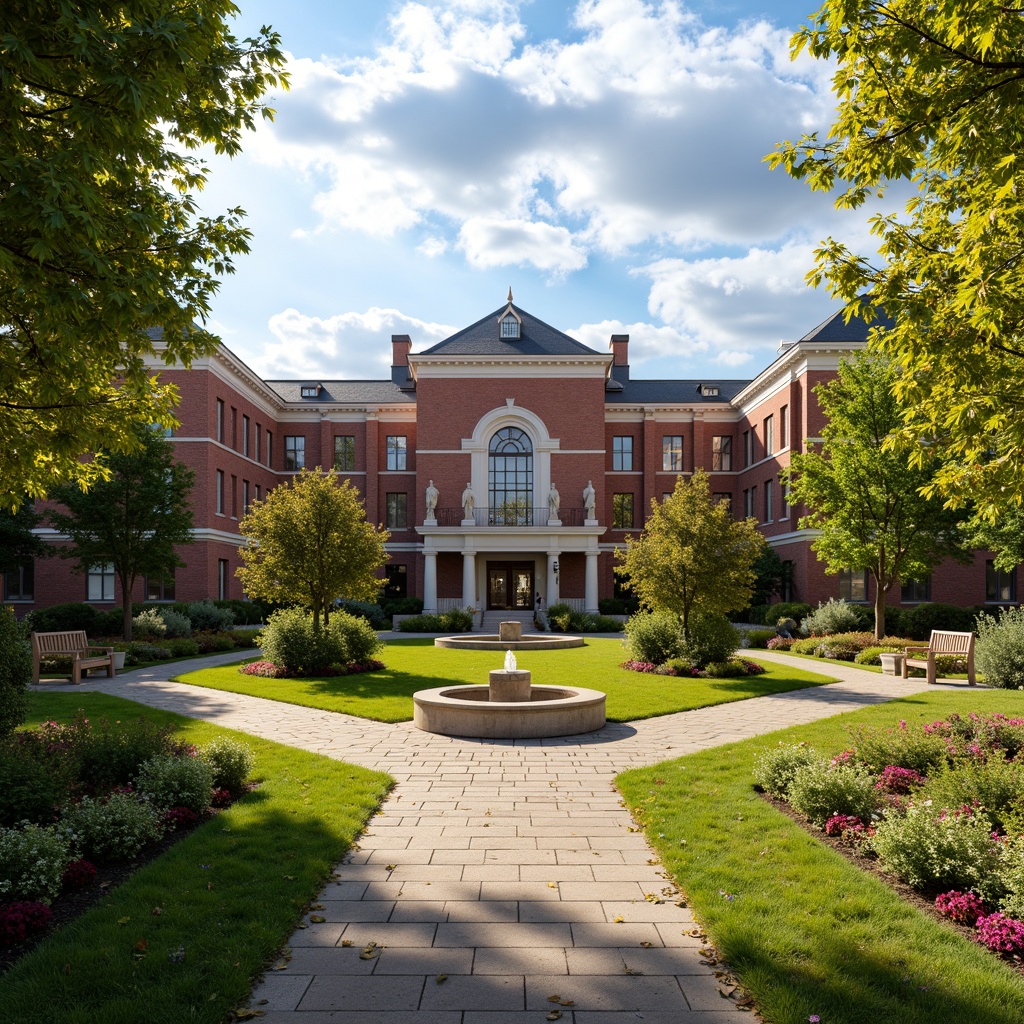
(8, 299), (1019, 617)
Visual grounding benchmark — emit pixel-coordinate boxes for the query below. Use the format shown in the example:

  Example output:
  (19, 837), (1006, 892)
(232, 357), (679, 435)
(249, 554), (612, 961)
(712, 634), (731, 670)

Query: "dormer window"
(300, 384), (321, 398)
(500, 313), (520, 339)
(698, 384), (719, 397)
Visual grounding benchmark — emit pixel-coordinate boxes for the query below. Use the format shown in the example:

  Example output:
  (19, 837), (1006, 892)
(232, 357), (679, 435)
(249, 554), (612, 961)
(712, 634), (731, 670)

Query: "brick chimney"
(609, 333), (629, 382)
(391, 334), (412, 387)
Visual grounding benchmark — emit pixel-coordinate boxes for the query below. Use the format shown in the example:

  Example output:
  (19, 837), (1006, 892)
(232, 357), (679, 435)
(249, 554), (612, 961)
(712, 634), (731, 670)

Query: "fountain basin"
(413, 684), (606, 738)
(435, 634), (584, 651)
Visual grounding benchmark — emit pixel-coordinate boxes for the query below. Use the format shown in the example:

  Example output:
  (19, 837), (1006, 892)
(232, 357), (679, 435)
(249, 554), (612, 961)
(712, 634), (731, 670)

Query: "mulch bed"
(1, 812), (211, 976)
(761, 792), (1024, 975)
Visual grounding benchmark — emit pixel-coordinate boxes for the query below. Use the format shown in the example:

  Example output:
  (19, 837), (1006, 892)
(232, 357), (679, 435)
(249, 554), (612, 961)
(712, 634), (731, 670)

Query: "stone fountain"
(412, 646), (606, 739)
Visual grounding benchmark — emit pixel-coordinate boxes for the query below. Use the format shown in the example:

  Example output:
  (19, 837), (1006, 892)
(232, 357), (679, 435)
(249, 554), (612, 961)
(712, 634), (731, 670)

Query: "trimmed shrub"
(870, 802), (1004, 897)
(396, 613), (447, 632)
(258, 607), (338, 674)
(682, 613), (739, 669)
(766, 601), (813, 624)
(0, 901), (52, 947)
(802, 599), (864, 637)
(766, 636), (794, 650)
(976, 606), (1024, 689)
(124, 641), (174, 665)
(704, 658), (764, 678)
(922, 759), (1024, 833)
(977, 912), (1024, 953)
(158, 607), (192, 638)
(201, 738), (254, 796)
(588, 614), (624, 633)
(0, 738), (73, 828)
(904, 602), (979, 640)
(0, 823), (72, 903)
(379, 596), (423, 617)
(849, 723), (948, 775)
(599, 596), (639, 615)
(186, 600), (235, 632)
(997, 837), (1024, 920)
(135, 753), (213, 813)
(854, 645), (902, 666)
(24, 602), (100, 634)
(935, 889), (987, 926)
(215, 599), (264, 625)
(0, 605), (30, 738)
(439, 608), (474, 632)
(72, 713), (184, 791)
(131, 608), (167, 640)
(61, 858), (97, 890)
(164, 637), (201, 658)
(752, 743), (819, 799)
(625, 611), (683, 666)
(335, 600), (388, 630)
(330, 611), (384, 664)
(547, 603), (574, 632)
(63, 793), (163, 862)
(745, 629), (777, 649)
(789, 762), (880, 826)
(193, 631), (236, 653)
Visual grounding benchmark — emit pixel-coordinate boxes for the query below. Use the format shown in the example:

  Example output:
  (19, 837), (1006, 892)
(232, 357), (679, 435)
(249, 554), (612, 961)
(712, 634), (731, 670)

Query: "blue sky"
(197, 0), (871, 384)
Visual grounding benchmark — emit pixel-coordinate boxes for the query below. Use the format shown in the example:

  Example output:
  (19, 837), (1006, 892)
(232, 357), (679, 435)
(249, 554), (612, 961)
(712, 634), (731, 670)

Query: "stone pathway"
(36, 651), (963, 1023)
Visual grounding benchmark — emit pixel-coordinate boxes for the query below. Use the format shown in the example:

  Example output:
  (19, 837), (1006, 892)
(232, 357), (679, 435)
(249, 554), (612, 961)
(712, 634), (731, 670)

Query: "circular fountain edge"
(412, 684), (607, 738)
(434, 634), (585, 651)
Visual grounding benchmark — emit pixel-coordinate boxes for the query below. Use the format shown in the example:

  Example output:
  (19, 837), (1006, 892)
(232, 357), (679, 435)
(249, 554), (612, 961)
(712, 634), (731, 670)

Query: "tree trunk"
(873, 575), (886, 641)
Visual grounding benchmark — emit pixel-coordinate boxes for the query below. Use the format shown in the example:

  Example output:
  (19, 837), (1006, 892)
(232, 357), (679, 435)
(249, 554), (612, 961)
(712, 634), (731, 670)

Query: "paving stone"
(571, 922), (664, 947)
(338, 922), (438, 947)
(419, 973), (525, 1011)
(435, 921), (573, 948)
(246, 973), (312, 1011)
(297, 974), (425, 1011)
(373, 946), (474, 974)
(525, 974), (690, 1012)
(472, 946), (569, 975)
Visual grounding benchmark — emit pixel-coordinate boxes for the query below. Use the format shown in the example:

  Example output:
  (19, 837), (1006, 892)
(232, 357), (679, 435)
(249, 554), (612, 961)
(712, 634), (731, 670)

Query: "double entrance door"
(486, 562), (535, 611)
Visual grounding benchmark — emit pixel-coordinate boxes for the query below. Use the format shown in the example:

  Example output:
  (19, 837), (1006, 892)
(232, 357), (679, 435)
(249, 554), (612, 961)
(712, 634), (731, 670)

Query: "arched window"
(489, 427), (533, 525)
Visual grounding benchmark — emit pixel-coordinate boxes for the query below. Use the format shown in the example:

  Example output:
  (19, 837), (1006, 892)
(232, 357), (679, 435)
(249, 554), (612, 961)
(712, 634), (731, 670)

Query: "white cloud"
(458, 217), (587, 273)
(247, 0), (843, 270)
(570, 317), (706, 363)
(639, 239), (840, 360)
(258, 307), (454, 379)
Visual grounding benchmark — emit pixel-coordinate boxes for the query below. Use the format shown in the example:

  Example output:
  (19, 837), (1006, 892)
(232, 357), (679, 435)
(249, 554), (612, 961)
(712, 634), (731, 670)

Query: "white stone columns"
(423, 550), (438, 614)
(547, 550), (560, 606)
(585, 551), (599, 613)
(462, 550), (477, 610)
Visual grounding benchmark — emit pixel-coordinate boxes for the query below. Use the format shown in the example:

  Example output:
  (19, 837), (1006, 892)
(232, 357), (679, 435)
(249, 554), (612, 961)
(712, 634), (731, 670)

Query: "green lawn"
(617, 690), (1024, 1024)
(174, 638), (837, 722)
(0, 693), (392, 1024)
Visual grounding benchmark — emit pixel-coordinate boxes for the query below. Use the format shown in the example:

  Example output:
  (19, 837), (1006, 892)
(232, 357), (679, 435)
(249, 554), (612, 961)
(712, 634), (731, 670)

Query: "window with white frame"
(712, 435), (732, 471)
(386, 492), (408, 528)
(764, 478), (773, 521)
(662, 435), (683, 472)
(242, 415), (250, 457)
(612, 436), (633, 471)
(987, 561), (1017, 603)
(216, 470), (224, 514)
(764, 415), (774, 455)
(3, 562), (34, 601)
(285, 436), (305, 471)
(87, 563), (116, 602)
(386, 435), (407, 471)
(839, 569), (869, 602)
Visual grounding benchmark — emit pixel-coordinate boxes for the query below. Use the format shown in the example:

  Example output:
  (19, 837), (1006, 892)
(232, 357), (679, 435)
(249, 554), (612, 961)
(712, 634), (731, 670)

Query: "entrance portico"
(417, 524), (605, 615)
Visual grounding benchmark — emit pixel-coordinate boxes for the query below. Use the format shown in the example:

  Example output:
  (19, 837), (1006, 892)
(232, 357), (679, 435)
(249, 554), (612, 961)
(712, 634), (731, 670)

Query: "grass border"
(0, 692), (391, 1024)
(616, 690), (1024, 1024)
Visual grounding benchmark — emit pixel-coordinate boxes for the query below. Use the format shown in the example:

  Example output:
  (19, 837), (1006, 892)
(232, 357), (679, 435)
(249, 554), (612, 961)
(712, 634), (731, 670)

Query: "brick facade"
(6, 303), (1018, 617)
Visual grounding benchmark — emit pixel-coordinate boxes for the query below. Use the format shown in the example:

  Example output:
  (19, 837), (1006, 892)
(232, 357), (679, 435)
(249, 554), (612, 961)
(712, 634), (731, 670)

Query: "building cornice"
(731, 340), (866, 412)
(409, 353), (612, 380)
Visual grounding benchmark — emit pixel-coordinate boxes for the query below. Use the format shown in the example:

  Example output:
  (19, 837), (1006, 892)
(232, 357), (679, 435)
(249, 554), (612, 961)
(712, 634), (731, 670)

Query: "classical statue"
(583, 479), (596, 519)
(425, 480), (439, 516)
(461, 482), (475, 518)
(548, 481), (560, 516)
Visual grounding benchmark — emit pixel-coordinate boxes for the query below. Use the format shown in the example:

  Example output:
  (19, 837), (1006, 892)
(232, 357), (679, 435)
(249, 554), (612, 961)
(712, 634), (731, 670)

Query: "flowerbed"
(622, 657), (765, 678)
(755, 711), (1024, 959)
(0, 713), (254, 954)
(239, 658), (385, 679)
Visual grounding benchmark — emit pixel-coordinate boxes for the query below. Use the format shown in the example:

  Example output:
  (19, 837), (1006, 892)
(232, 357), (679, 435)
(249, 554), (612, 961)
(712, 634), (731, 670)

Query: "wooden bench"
(31, 630), (116, 685)
(903, 630), (976, 686)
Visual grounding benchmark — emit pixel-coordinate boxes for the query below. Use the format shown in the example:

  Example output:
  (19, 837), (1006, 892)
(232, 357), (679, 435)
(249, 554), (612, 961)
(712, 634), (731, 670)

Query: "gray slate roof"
(419, 304), (601, 358)
(266, 380), (416, 404)
(605, 379), (749, 405)
(798, 307), (894, 343)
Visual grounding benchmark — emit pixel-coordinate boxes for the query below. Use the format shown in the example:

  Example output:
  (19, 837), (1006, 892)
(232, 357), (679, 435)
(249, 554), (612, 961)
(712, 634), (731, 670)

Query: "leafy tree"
(47, 427), (196, 640)
(0, 502), (50, 574)
(768, 1), (1024, 517)
(969, 505), (1024, 574)
(0, 2), (286, 507)
(615, 469), (764, 640)
(237, 469), (389, 630)
(783, 354), (968, 639)
(750, 545), (786, 607)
